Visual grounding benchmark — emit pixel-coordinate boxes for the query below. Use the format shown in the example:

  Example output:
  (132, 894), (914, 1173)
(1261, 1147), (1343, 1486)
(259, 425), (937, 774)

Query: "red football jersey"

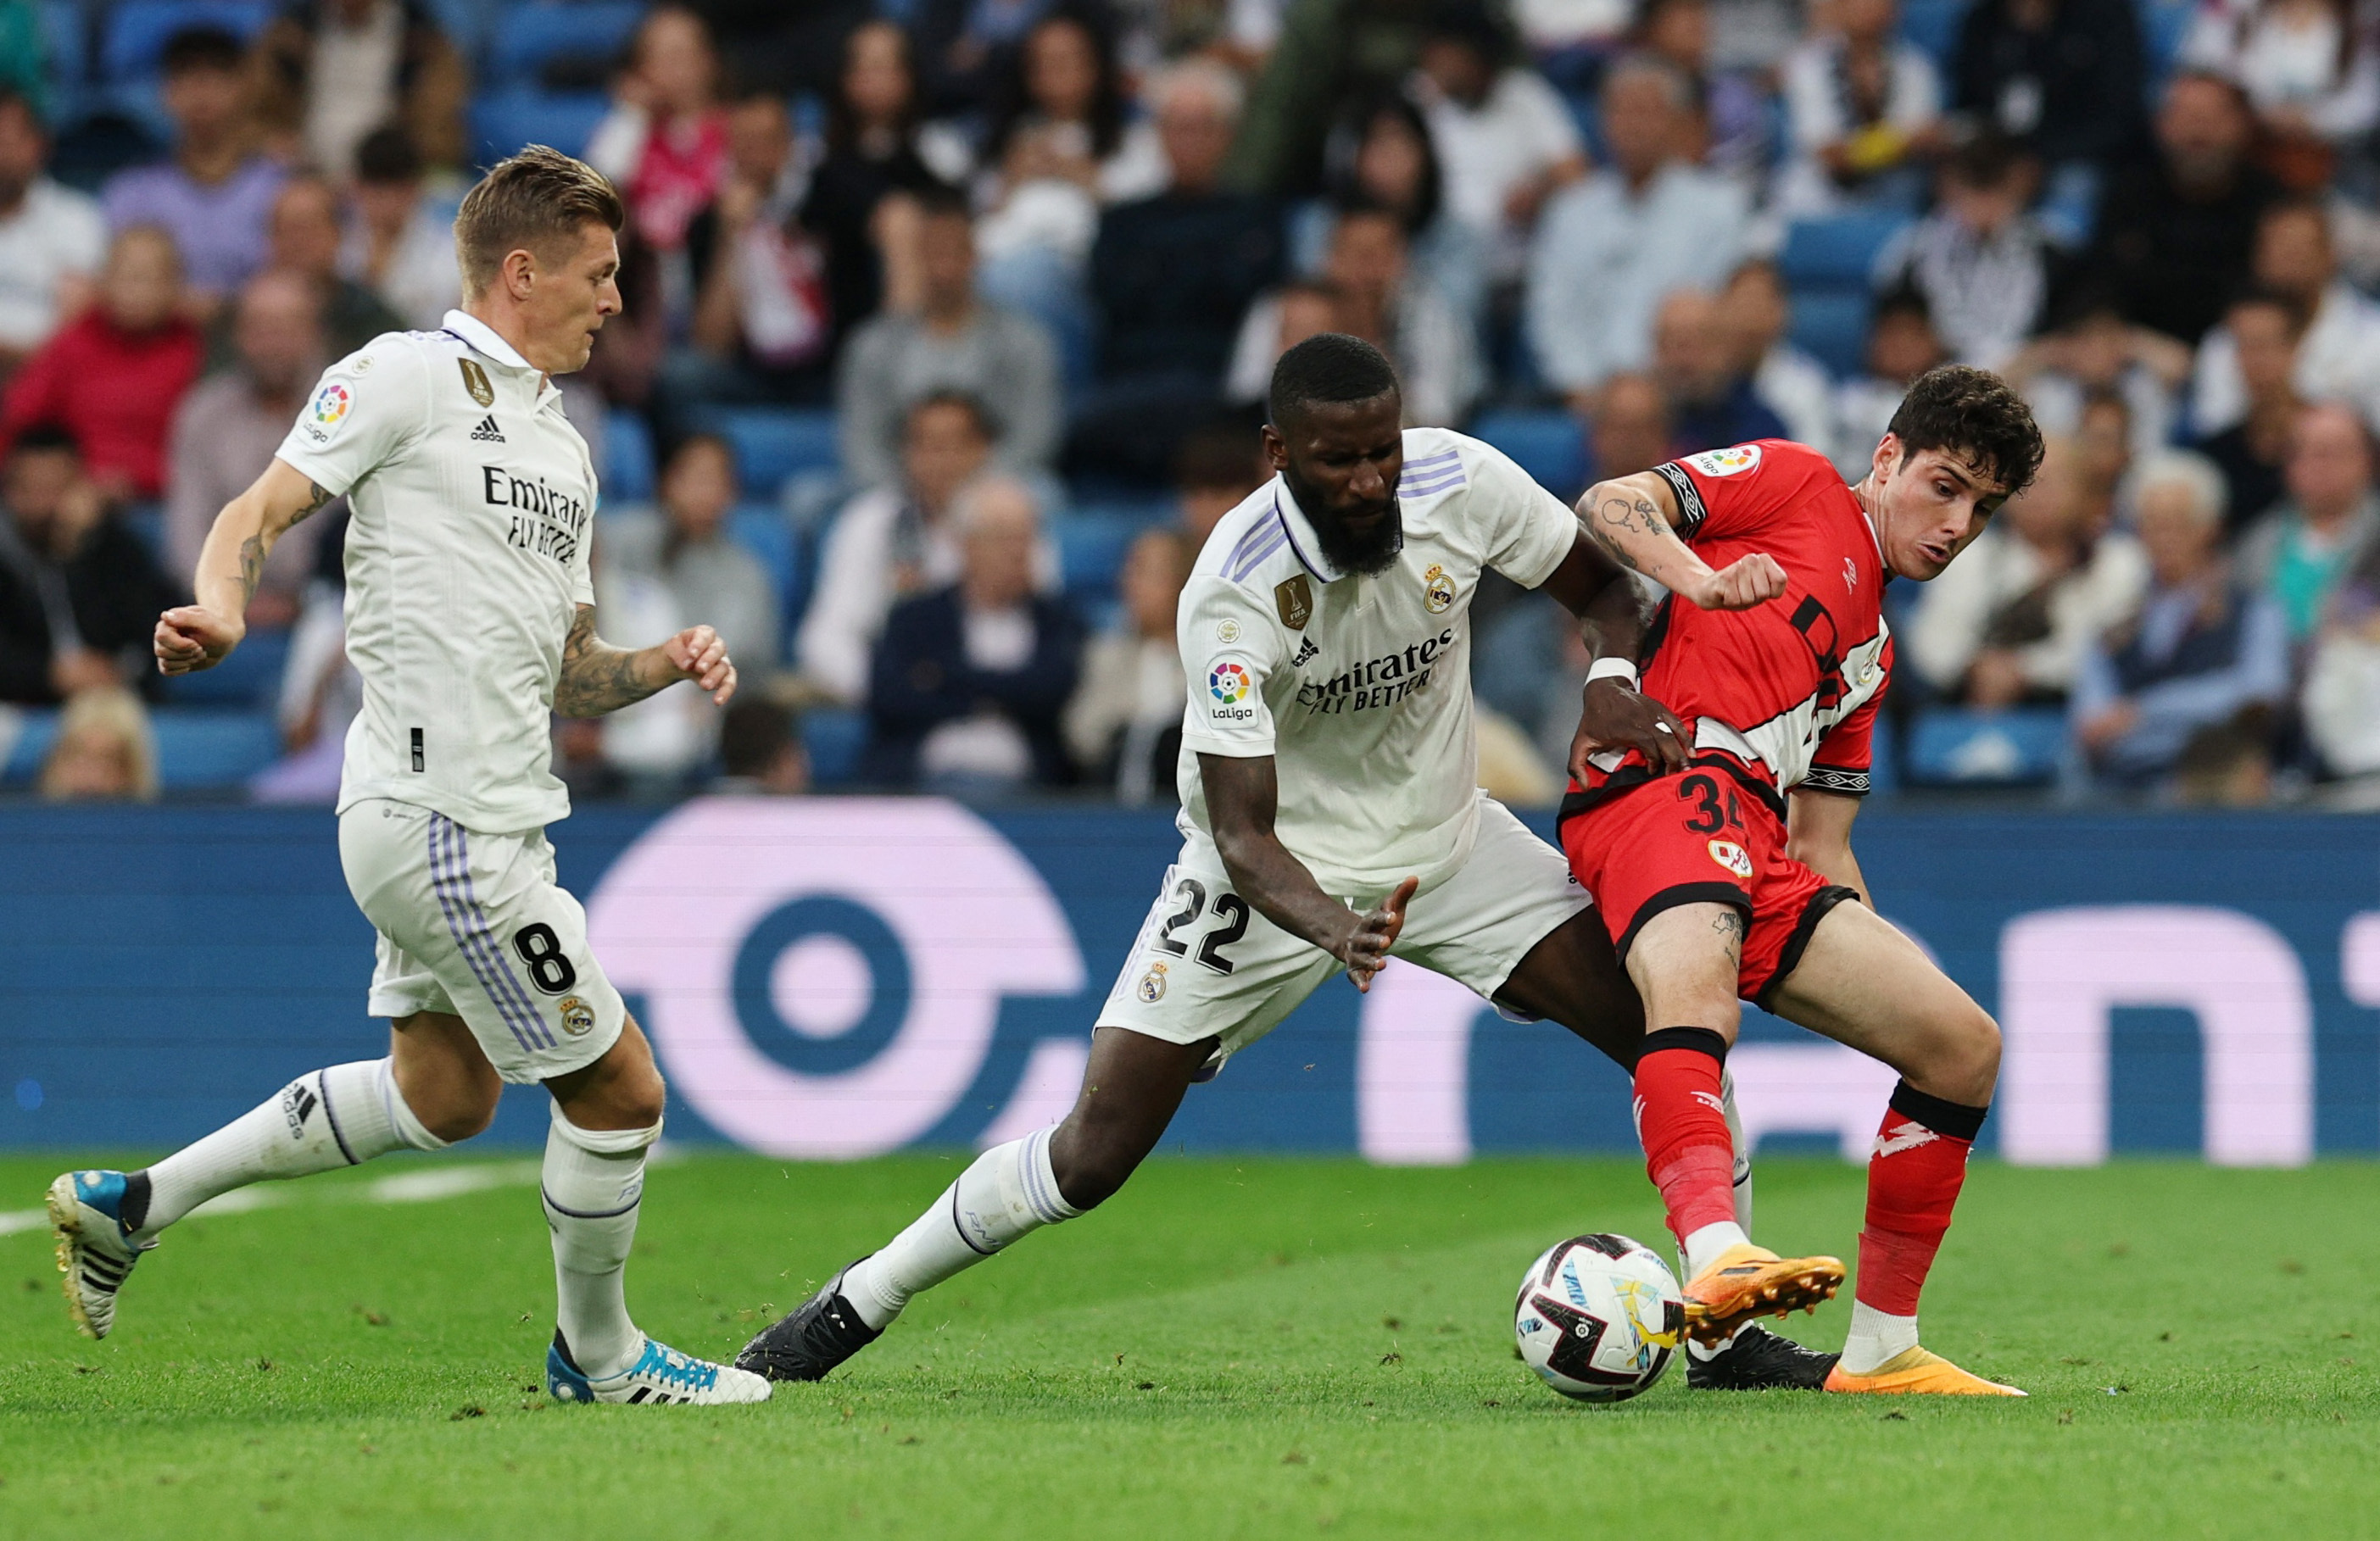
(1569, 438), (1892, 815)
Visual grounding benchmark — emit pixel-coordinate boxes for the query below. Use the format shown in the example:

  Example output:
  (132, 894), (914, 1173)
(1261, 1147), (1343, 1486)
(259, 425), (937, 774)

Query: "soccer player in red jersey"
(1558, 365), (2044, 1395)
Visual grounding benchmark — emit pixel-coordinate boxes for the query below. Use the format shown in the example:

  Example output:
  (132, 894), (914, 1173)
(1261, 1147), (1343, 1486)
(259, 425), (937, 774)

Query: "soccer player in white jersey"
(736, 335), (1832, 1392)
(46, 147), (769, 1406)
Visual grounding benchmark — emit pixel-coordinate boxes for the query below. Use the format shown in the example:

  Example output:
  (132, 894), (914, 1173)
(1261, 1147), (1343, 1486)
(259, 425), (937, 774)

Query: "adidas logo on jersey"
(470, 414), (505, 443)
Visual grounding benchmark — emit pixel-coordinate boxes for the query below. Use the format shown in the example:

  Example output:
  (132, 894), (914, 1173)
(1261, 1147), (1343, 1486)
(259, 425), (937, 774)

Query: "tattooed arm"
(554, 605), (739, 717)
(155, 459), (335, 675)
(1571, 470), (1788, 613)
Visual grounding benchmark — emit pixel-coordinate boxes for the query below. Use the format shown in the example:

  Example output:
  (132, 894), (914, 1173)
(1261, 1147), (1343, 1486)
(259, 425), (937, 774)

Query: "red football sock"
(1858, 1082), (1988, 1316)
(1632, 1029), (1738, 1248)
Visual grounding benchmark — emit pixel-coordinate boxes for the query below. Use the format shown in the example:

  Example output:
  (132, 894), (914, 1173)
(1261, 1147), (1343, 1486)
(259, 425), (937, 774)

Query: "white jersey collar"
(441, 309), (539, 376)
(1273, 479), (1402, 585)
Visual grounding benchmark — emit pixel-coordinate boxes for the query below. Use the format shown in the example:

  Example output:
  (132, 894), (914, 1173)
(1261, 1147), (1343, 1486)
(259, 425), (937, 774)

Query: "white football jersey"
(1175, 427), (1577, 897)
(275, 309), (596, 832)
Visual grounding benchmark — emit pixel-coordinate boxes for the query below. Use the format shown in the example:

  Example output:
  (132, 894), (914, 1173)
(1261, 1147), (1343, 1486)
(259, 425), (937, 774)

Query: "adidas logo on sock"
(470, 414), (505, 442)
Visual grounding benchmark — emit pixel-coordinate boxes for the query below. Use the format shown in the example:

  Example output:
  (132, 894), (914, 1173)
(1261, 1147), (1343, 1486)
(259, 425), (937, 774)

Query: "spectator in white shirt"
(1720, 259), (1834, 448)
(340, 125), (460, 331)
(0, 89), (103, 384)
(1409, 2), (1586, 281)
(1524, 55), (1750, 405)
(2179, 0), (2380, 150)
(2191, 197), (2380, 436)
(1772, 0), (1944, 220)
(800, 391), (994, 704)
(1064, 526), (1193, 801)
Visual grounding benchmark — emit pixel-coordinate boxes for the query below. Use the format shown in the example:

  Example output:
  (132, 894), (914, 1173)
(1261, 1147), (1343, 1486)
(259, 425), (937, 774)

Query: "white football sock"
(843, 1127), (1079, 1330)
(543, 1108), (660, 1380)
(1682, 1221), (1752, 1280)
(1839, 1301), (1920, 1375)
(1721, 1068), (1753, 1235)
(136, 1059), (446, 1240)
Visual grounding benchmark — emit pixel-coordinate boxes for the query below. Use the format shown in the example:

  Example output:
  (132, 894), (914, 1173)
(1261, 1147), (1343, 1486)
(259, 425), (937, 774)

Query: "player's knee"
(1915, 1004), (2000, 1104)
(1050, 1137), (1139, 1212)
(421, 1085), (499, 1143)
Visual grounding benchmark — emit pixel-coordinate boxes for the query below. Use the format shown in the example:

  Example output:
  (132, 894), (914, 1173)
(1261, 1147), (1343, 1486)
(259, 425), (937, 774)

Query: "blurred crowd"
(8, 0), (2380, 806)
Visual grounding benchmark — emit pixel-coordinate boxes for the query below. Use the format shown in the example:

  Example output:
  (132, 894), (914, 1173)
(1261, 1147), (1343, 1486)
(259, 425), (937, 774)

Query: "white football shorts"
(338, 798), (626, 1083)
(1095, 795), (1591, 1060)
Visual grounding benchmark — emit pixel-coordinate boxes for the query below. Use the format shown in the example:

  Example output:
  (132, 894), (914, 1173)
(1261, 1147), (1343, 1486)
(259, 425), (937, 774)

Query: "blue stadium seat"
(700, 407), (839, 495)
(800, 706), (867, 787)
(1905, 706), (2068, 786)
(159, 626), (290, 708)
(484, 1), (644, 89)
(1791, 289), (1874, 379)
(726, 503), (805, 654)
(2141, 0), (2197, 92)
(100, 0), (271, 82)
(1052, 509), (1144, 601)
(1, 708), (58, 782)
(471, 90), (609, 166)
(1470, 409), (1587, 498)
(152, 709), (281, 791)
(1778, 214), (1912, 287)
(605, 408), (655, 503)
(1898, 0), (1966, 74)
(39, 2), (89, 118)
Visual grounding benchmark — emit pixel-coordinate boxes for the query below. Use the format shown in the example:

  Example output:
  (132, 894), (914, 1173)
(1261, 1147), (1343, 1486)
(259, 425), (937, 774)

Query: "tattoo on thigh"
(1712, 909), (1745, 969)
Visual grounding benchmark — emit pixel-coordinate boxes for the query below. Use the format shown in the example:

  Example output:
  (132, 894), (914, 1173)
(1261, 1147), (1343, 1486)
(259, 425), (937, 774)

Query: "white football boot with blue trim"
(47, 1170), (153, 1339)
(546, 1331), (772, 1405)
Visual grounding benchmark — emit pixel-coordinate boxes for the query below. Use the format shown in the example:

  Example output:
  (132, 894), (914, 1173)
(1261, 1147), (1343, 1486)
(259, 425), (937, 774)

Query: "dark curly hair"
(1885, 364), (2045, 502)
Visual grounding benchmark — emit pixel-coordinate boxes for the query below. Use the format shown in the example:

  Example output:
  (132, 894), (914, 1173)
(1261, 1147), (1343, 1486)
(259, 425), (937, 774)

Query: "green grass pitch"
(0, 1151), (2372, 1538)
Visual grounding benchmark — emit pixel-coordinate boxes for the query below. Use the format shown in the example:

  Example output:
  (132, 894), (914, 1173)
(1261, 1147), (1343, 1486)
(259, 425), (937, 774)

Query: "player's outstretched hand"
(1341, 876), (1419, 993)
(664, 625), (739, 705)
(153, 605), (242, 676)
(1689, 553), (1789, 611)
(1571, 677), (1691, 781)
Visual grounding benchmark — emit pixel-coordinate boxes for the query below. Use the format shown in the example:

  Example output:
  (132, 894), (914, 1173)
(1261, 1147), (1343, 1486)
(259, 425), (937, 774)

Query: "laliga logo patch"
(1209, 660), (1251, 704)
(1137, 960), (1168, 1003)
(1422, 563), (1456, 615)
(1686, 444), (1761, 478)
(304, 381), (352, 442)
(557, 994), (595, 1037)
(1707, 839), (1753, 879)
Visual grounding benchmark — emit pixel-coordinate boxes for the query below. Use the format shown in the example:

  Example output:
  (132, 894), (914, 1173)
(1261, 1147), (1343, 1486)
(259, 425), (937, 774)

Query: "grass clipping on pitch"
(0, 1154), (2372, 1539)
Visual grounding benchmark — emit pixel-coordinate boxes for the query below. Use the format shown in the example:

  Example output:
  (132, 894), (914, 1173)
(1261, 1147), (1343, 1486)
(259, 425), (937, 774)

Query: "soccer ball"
(1513, 1233), (1685, 1403)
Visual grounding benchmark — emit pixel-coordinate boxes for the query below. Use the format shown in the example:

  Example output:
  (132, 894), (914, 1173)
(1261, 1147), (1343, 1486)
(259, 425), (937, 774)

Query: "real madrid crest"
(1422, 563), (1456, 614)
(1275, 573), (1313, 630)
(557, 994), (596, 1036)
(459, 357), (495, 408)
(1136, 960), (1169, 1003)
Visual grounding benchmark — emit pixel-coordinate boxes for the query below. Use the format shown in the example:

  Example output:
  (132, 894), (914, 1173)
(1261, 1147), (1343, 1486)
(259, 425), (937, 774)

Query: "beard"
(1286, 470), (1404, 576)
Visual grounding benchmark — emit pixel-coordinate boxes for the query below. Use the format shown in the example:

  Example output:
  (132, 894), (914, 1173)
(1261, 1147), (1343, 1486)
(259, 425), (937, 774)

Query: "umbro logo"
(470, 414), (505, 443)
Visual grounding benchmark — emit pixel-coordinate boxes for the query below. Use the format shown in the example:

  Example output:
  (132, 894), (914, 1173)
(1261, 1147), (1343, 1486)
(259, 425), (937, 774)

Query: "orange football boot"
(1680, 1243), (1845, 1345)
(1824, 1346), (2026, 1396)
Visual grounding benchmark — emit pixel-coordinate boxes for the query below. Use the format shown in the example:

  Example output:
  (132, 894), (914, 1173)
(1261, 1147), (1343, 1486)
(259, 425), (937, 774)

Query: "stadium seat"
(483, 1), (644, 90)
(159, 626), (290, 709)
(1790, 289), (1874, 379)
(700, 408), (839, 495)
(471, 90), (609, 166)
(800, 706), (867, 787)
(1904, 706), (2068, 786)
(1778, 214), (1911, 287)
(2140, 0), (2196, 92)
(1898, 0), (1965, 74)
(100, 0), (271, 82)
(605, 408), (655, 503)
(153, 709), (282, 792)
(1052, 509), (1145, 601)
(726, 503), (806, 655)
(0, 707), (58, 782)
(39, 2), (89, 120)
(1470, 409), (1587, 498)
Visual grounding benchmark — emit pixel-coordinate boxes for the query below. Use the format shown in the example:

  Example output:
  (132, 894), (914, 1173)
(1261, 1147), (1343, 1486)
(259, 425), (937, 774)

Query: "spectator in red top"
(588, 6), (731, 259)
(0, 226), (202, 501)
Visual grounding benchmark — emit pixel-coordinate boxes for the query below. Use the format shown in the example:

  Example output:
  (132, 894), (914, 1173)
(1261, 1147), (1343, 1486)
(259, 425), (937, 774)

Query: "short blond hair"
(41, 687), (158, 802)
(453, 146), (624, 298)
